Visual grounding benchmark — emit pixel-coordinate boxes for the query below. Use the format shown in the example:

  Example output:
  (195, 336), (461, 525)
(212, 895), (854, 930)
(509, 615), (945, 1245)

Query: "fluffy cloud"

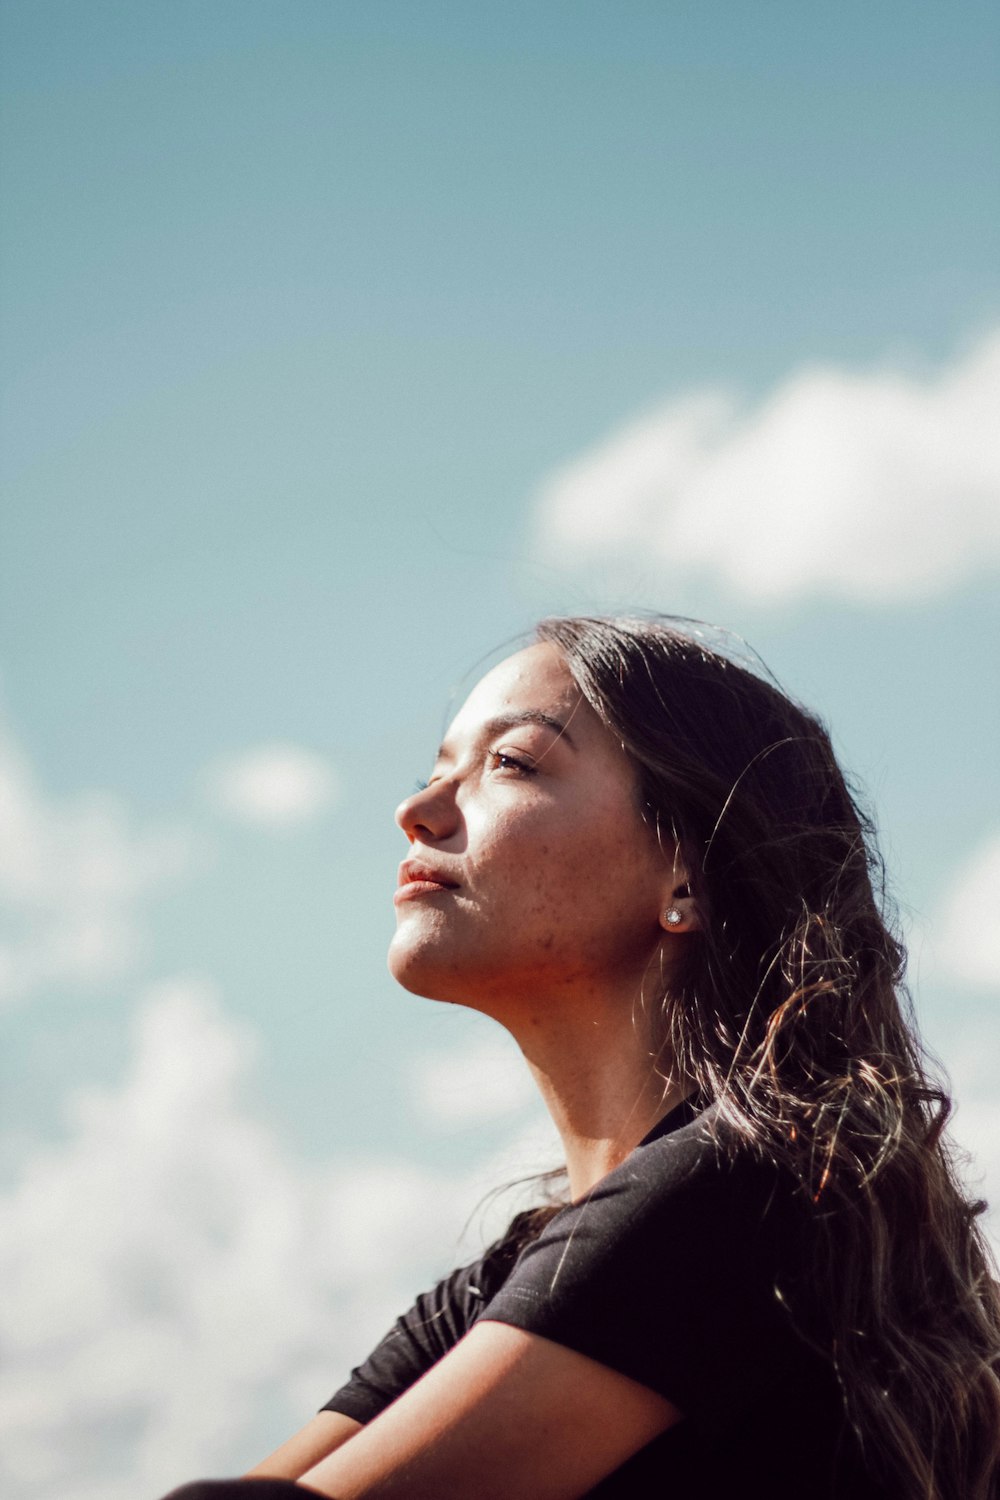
(941, 1015), (1000, 1261)
(533, 329), (1000, 604)
(408, 1028), (540, 1128)
(908, 835), (1000, 1256)
(0, 723), (190, 1007)
(0, 980), (554, 1500)
(934, 833), (1000, 990)
(202, 744), (339, 830)
(2, 975), (995, 1500)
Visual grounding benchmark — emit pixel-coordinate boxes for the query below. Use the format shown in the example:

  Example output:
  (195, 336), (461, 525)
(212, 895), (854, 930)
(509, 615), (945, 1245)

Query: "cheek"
(468, 810), (555, 911)
(564, 813), (666, 948)
(478, 804), (657, 933)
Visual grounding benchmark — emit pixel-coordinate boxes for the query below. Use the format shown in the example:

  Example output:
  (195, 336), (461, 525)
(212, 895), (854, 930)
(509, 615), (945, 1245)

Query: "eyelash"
(488, 750), (535, 775)
(411, 751), (535, 793)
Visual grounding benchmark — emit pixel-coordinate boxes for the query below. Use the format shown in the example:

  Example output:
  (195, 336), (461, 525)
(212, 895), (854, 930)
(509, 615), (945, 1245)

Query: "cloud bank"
(0, 980), (556, 1500)
(3, 974), (995, 1500)
(936, 833), (1000, 990)
(912, 836), (1000, 1257)
(202, 743), (339, 830)
(533, 330), (1000, 603)
(0, 723), (190, 1008)
(408, 1030), (539, 1128)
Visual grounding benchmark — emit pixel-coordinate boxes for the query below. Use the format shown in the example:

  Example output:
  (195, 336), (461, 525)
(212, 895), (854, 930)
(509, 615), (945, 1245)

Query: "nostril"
(395, 775), (460, 845)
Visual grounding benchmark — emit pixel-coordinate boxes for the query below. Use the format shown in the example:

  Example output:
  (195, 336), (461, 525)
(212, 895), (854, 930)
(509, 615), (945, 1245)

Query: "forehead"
(444, 642), (618, 762)
(453, 642), (580, 728)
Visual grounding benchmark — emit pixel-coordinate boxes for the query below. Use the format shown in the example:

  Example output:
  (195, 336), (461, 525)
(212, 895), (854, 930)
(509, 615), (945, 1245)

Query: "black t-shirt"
(322, 1100), (891, 1498)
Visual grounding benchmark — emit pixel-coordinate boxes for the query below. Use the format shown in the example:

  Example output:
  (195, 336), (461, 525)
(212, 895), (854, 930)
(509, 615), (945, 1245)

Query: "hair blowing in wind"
(537, 615), (1000, 1500)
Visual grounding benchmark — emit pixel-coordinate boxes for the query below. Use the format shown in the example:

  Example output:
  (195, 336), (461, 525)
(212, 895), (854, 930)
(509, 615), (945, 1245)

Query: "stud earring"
(663, 907), (683, 927)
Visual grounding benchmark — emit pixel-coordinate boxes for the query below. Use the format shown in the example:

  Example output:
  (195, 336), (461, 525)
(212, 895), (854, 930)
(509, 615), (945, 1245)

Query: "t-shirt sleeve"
(320, 1226), (527, 1423)
(478, 1117), (808, 1426)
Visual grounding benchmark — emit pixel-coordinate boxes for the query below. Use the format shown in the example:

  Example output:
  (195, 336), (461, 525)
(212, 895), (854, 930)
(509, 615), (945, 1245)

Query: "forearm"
(161, 1481), (318, 1500)
(246, 1412), (363, 1480)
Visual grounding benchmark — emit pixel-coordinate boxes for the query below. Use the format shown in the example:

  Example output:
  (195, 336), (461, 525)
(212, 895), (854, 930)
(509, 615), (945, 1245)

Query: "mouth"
(395, 859), (460, 905)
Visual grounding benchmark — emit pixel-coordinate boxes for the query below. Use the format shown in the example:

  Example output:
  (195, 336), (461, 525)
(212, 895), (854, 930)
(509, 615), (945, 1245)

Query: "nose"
(395, 780), (460, 844)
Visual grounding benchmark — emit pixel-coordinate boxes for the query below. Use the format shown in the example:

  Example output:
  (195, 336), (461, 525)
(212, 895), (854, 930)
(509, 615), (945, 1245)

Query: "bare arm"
(298, 1319), (681, 1500)
(246, 1411), (363, 1479)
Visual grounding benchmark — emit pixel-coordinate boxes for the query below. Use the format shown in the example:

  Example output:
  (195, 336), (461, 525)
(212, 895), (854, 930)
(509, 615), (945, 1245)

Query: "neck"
(506, 991), (691, 1199)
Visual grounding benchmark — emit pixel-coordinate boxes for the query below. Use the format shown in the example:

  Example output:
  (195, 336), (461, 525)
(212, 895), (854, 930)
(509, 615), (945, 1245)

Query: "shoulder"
(321, 1236), (529, 1422)
(481, 1104), (813, 1413)
(521, 1104), (797, 1270)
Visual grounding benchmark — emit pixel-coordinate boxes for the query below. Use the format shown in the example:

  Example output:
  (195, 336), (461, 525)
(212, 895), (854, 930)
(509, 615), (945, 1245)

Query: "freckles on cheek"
(528, 855), (563, 954)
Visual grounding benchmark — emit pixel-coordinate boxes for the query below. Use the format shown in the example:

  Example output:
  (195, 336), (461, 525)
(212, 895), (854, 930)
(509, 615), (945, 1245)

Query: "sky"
(1, 3), (998, 1496)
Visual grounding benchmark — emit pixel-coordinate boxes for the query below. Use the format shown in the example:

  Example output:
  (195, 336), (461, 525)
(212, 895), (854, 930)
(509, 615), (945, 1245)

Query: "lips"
(395, 858), (460, 902)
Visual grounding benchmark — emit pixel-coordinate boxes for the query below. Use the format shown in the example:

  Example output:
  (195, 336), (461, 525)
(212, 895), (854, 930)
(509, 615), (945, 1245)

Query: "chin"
(387, 933), (452, 1001)
(386, 932), (495, 1009)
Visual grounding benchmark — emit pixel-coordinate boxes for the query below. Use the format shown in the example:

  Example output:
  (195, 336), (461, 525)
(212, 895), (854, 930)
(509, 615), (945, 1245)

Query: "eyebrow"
(436, 709), (577, 761)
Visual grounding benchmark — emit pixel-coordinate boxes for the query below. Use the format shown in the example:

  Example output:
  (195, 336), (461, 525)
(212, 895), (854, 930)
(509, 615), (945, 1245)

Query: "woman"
(166, 616), (1000, 1500)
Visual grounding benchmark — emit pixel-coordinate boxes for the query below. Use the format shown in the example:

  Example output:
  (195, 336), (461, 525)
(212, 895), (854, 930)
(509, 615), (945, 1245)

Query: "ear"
(657, 858), (700, 934)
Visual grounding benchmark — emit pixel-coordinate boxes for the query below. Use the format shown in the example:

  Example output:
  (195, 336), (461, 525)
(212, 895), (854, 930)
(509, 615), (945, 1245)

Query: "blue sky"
(1, 4), (998, 1496)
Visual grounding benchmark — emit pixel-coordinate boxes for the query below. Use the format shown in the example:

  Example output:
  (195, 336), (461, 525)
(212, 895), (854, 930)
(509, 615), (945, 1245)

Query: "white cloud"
(409, 1029), (540, 1128)
(941, 1016), (1000, 1265)
(202, 743), (339, 830)
(907, 837), (1000, 1259)
(934, 833), (1000, 990)
(3, 974), (992, 1500)
(532, 329), (1000, 604)
(0, 723), (191, 1007)
(0, 979), (549, 1500)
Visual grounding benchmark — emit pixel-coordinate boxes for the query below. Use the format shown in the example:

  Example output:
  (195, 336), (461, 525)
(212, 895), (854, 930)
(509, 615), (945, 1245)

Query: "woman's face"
(388, 643), (679, 1017)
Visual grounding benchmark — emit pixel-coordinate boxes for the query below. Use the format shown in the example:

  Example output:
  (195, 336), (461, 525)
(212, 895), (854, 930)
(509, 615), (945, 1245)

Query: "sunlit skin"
(389, 642), (698, 1198)
(245, 643), (697, 1493)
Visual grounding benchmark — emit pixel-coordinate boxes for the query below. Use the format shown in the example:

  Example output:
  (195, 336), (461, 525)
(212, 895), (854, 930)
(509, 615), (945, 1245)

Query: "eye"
(488, 749), (536, 775)
(412, 778), (429, 793)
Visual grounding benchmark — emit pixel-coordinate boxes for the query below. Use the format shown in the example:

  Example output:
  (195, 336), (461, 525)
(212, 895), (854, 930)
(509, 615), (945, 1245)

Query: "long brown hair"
(536, 614), (1000, 1500)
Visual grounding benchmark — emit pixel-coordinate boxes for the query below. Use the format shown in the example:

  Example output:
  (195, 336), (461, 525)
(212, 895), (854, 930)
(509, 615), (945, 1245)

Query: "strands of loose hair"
(536, 614), (1000, 1500)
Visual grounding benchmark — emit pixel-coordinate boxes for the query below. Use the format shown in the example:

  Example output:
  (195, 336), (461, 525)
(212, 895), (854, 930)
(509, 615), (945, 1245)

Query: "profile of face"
(389, 643), (687, 1023)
